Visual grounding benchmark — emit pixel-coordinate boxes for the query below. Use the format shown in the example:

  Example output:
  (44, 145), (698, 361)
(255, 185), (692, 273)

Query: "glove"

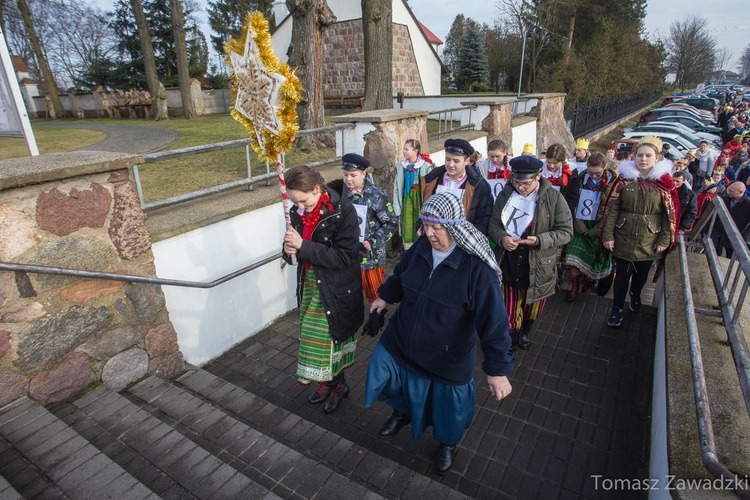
(361, 308), (387, 337)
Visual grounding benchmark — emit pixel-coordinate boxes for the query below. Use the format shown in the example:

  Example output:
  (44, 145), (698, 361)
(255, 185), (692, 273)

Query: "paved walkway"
(206, 288), (657, 499)
(35, 123), (178, 154)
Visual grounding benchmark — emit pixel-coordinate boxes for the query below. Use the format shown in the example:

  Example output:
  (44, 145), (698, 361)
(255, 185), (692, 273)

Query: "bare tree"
(170, 0), (196, 119)
(714, 48), (738, 73)
(738, 44), (750, 82)
(286, 0), (335, 148)
(17, 0), (66, 118)
(362, 0), (392, 110)
(665, 16), (715, 91)
(131, 0), (169, 120)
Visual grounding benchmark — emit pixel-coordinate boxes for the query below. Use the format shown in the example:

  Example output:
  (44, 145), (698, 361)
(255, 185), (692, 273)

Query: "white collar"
(617, 160), (673, 181)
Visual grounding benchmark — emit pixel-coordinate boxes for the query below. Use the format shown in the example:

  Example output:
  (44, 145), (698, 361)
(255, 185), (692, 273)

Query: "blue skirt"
(364, 343), (476, 445)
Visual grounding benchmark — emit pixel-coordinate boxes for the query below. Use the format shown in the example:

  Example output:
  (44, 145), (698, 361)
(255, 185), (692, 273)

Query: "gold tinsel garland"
(226, 11), (302, 163)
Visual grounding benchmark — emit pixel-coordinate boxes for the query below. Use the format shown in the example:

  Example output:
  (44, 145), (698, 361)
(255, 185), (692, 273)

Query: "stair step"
(0, 472), (23, 500)
(167, 367), (470, 500)
(0, 397), (156, 500)
(57, 386), (277, 500)
(129, 374), (387, 499)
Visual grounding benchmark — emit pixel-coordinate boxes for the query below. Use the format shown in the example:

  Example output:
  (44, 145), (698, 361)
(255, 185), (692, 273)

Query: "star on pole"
(229, 30), (286, 148)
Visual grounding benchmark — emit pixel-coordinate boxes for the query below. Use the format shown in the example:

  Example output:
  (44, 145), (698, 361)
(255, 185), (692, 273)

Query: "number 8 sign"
(576, 189), (601, 221)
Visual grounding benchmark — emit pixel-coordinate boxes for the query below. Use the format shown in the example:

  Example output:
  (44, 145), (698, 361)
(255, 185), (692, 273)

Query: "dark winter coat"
(489, 177), (574, 303)
(422, 166), (494, 235)
(377, 237), (513, 385)
(677, 184), (698, 232)
(282, 186), (364, 343)
(712, 194), (750, 250)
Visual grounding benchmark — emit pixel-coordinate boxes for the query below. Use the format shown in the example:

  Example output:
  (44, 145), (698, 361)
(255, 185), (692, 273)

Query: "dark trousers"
(612, 258), (654, 309)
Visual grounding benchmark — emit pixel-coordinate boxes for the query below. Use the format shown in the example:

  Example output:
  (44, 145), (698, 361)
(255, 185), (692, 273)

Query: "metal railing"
(0, 253), (283, 289)
(427, 105), (477, 139)
(677, 196), (750, 497)
(512, 98), (534, 116)
(133, 123), (355, 212)
(564, 92), (661, 139)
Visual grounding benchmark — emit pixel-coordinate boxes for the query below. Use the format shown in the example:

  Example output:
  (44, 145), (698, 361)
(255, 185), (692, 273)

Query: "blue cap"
(341, 153), (370, 171)
(444, 138), (474, 156)
(509, 155), (544, 179)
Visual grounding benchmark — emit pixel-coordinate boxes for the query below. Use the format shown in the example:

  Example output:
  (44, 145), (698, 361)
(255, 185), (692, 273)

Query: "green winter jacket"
(489, 177), (573, 303)
(602, 160), (674, 262)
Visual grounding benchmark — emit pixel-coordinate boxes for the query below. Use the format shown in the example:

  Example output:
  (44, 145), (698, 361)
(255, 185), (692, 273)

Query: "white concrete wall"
(511, 119), (537, 157)
(649, 290), (670, 500)
(428, 136), (488, 166)
(270, 16), (293, 64)
(152, 203), (297, 366)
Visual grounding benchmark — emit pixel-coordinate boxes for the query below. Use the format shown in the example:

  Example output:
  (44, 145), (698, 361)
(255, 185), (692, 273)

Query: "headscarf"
(419, 192), (503, 282)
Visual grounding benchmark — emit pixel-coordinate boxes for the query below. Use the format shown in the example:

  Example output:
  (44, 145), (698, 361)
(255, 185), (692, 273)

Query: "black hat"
(341, 153), (370, 171)
(444, 138), (475, 157)
(509, 155), (544, 179)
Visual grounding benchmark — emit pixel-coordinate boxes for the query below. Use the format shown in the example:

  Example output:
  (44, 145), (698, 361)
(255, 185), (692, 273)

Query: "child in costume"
(541, 144), (573, 196)
(339, 153), (398, 303)
(571, 138), (590, 173)
(393, 139), (434, 247)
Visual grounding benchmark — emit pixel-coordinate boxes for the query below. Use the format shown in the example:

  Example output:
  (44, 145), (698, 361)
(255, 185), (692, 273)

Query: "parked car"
(671, 97), (720, 114)
(640, 108), (715, 125)
(744, 91), (750, 102)
(611, 137), (685, 160)
(664, 102), (715, 119)
(651, 115), (722, 135)
(621, 131), (720, 157)
(630, 121), (722, 147)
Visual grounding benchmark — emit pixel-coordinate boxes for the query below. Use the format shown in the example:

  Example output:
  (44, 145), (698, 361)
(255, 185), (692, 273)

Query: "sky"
(92, 0), (748, 71)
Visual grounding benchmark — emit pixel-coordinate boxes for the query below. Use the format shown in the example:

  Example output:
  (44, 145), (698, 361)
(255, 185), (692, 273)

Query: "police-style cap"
(444, 138), (474, 156)
(509, 155), (544, 179)
(341, 153), (370, 171)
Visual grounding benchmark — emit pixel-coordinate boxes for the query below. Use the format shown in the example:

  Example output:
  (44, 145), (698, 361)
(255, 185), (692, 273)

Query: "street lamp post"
(517, 28), (528, 98)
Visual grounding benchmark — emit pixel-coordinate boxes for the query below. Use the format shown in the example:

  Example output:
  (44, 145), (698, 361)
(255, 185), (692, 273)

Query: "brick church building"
(270, 0), (443, 102)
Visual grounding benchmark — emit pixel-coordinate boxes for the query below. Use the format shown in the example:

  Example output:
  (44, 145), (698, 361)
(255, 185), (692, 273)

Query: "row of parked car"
(611, 97), (729, 159)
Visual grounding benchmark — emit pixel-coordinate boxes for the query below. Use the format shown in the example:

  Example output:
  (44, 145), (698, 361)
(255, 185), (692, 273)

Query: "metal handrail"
(677, 235), (749, 498)
(676, 196), (750, 495)
(134, 123), (355, 210)
(427, 105), (477, 139)
(0, 253), (283, 289)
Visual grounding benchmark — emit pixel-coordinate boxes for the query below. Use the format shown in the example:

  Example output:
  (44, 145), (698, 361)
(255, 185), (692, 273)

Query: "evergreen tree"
(442, 14), (468, 85)
(457, 20), (489, 91)
(207, 0), (274, 57)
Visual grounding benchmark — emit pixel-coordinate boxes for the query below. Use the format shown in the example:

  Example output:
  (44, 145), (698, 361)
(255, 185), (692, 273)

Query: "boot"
(378, 410), (411, 439)
(518, 320), (534, 350)
(508, 330), (518, 359)
(435, 443), (457, 475)
(307, 382), (332, 405)
(566, 274), (579, 302)
(323, 374), (349, 414)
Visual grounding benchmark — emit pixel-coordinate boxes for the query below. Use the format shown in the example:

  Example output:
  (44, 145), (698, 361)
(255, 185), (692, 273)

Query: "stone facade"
(527, 93), (576, 155)
(476, 98), (516, 153)
(0, 156), (184, 406)
(322, 21), (424, 98)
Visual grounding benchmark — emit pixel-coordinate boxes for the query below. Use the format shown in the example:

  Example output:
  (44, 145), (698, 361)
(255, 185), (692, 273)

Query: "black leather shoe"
(435, 443), (456, 475)
(378, 410), (411, 439)
(307, 382), (332, 405)
(518, 330), (531, 350)
(323, 382), (349, 414)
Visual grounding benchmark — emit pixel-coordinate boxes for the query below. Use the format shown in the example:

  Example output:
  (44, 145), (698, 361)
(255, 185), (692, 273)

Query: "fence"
(426, 105), (477, 140)
(133, 123), (354, 211)
(564, 92), (661, 138)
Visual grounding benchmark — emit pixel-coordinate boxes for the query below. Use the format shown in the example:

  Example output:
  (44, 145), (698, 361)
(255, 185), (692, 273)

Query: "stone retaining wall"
(0, 152), (184, 407)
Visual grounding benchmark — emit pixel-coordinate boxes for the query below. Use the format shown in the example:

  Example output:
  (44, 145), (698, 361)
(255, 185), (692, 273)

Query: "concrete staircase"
(0, 366), (469, 499)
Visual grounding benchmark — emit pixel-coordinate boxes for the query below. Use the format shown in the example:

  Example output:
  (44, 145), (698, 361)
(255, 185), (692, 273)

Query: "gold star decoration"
(225, 12), (302, 162)
(229, 33), (284, 148)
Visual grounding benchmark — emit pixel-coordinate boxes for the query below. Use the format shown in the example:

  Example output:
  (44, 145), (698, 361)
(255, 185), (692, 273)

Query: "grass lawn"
(0, 128), (106, 160)
(590, 118), (638, 152)
(0, 115), (335, 202)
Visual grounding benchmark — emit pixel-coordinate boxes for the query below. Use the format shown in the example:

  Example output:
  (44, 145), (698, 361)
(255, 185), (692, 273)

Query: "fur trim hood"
(617, 159), (673, 182)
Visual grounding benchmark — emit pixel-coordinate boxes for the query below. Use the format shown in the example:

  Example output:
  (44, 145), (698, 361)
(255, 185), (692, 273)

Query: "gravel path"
(36, 123), (179, 154)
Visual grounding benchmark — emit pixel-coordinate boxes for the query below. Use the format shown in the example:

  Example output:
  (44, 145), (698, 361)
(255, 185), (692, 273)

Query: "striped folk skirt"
(401, 186), (423, 244)
(564, 233), (613, 280)
(361, 267), (385, 303)
(503, 284), (547, 332)
(297, 268), (357, 384)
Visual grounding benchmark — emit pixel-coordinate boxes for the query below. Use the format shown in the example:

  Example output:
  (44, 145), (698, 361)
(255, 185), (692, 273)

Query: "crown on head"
(637, 136), (663, 151)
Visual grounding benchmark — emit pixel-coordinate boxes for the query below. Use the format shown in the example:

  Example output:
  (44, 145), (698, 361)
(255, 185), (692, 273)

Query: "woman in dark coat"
(282, 165), (364, 414)
(366, 193), (513, 475)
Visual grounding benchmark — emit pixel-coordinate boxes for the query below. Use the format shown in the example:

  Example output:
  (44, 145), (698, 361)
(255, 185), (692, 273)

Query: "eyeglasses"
(511, 179), (537, 189)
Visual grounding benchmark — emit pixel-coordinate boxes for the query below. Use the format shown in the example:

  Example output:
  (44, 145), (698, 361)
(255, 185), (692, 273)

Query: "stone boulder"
(28, 352), (92, 405)
(36, 183), (111, 237)
(77, 326), (141, 360)
(102, 348), (148, 391)
(145, 322), (178, 358)
(0, 205), (39, 261)
(108, 181), (151, 260)
(0, 368), (28, 407)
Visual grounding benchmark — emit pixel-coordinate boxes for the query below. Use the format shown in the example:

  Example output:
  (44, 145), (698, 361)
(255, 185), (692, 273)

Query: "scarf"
(488, 163), (512, 180)
(419, 192), (503, 282)
(402, 157), (425, 198)
(584, 173), (608, 192)
(299, 191), (334, 271)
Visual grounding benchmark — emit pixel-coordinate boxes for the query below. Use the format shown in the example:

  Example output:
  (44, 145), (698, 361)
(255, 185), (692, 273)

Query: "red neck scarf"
(299, 191), (334, 271)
